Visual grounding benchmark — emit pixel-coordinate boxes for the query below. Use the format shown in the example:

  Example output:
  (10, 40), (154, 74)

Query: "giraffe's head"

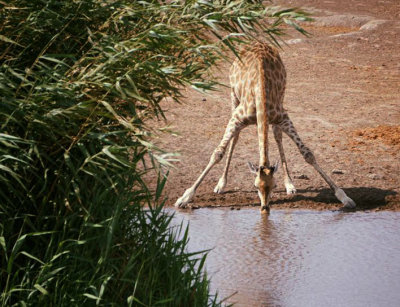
(248, 162), (278, 213)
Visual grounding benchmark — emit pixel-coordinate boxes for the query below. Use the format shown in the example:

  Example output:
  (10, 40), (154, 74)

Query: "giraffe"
(175, 42), (356, 213)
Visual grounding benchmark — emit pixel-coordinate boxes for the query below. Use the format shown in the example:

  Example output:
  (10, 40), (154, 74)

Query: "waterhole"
(171, 208), (400, 307)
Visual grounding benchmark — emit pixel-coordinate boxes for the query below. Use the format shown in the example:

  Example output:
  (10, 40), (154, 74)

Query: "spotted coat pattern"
(175, 42), (356, 212)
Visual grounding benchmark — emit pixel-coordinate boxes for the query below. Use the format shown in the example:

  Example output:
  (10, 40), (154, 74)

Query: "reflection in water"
(170, 208), (400, 307)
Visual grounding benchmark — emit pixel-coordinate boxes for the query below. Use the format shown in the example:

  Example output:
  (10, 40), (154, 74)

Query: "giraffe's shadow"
(220, 186), (398, 211)
(269, 186), (398, 211)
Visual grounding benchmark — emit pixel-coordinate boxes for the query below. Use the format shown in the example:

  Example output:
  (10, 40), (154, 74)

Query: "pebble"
(367, 173), (382, 180)
(360, 20), (387, 31)
(286, 38), (303, 45)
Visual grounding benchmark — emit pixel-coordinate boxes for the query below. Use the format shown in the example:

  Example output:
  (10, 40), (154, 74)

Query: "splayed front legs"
(278, 116), (356, 208)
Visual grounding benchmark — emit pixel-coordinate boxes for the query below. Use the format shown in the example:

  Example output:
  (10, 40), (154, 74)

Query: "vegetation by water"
(0, 0), (308, 305)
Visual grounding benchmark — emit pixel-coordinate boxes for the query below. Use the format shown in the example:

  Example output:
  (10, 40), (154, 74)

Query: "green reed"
(0, 0), (309, 305)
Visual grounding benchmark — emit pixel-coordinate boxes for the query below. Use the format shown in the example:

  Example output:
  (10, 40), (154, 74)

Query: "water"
(170, 208), (400, 307)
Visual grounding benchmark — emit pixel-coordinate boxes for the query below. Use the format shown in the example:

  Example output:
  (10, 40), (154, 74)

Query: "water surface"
(171, 208), (400, 307)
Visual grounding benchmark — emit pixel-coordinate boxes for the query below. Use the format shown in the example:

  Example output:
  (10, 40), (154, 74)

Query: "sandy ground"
(150, 0), (400, 212)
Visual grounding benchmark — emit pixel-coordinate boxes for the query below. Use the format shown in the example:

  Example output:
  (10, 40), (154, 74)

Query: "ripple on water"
(170, 208), (400, 307)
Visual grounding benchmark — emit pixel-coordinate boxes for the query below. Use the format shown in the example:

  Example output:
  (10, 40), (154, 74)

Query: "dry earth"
(149, 0), (400, 212)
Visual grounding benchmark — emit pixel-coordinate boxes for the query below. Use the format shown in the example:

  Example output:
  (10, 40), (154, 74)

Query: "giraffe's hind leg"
(175, 115), (245, 208)
(273, 125), (296, 194)
(278, 116), (356, 209)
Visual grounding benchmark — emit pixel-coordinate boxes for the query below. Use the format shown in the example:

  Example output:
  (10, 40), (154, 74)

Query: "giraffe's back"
(230, 42), (287, 124)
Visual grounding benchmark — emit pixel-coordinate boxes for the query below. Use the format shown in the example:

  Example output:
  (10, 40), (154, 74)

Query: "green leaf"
(20, 251), (45, 264)
(0, 236), (7, 260)
(83, 293), (101, 300)
(0, 164), (26, 190)
(34, 284), (49, 295)
(0, 34), (23, 46)
(102, 146), (131, 167)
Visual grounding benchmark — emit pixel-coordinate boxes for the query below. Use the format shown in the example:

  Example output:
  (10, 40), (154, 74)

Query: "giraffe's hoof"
(285, 182), (297, 195)
(174, 197), (189, 208)
(175, 188), (195, 208)
(213, 178), (227, 194)
(335, 188), (356, 209)
(343, 197), (356, 209)
(286, 186), (297, 195)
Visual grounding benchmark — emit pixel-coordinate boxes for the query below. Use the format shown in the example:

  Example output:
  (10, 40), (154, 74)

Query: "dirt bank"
(150, 0), (400, 212)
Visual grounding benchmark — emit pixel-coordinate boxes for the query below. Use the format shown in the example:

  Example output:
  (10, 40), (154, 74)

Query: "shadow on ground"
(173, 186), (399, 211)
(269, 187), (398, 211)
(341, 187), (398, 211)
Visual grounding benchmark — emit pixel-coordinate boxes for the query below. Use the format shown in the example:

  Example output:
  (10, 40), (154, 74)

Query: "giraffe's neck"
(256, 58), (269, 167)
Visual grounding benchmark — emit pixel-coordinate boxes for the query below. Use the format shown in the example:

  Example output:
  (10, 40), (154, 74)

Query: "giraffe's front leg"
(284, 176), (297, 195)
(213, 177), (227, 194)
(278, 116), (356, 209)
(214, 134), (240, 194)
(273, 125), (296, 195)
(174, 149), (223, 208)
(175, 117), (244, 208)
(175, 187), (196, 208)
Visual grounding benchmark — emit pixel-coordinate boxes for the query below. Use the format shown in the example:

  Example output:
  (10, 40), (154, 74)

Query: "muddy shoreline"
(150, 0), (400, 212)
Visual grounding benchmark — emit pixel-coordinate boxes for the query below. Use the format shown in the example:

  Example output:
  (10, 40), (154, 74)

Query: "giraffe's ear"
(247, 162), (259, 174)
(269, 161), (279, 174)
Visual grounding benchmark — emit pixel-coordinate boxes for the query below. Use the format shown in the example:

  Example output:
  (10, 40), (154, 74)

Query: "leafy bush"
(0, 0), (308, 305)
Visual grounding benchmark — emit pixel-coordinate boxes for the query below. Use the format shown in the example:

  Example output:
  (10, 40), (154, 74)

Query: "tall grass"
(0, 0), (309, 305)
